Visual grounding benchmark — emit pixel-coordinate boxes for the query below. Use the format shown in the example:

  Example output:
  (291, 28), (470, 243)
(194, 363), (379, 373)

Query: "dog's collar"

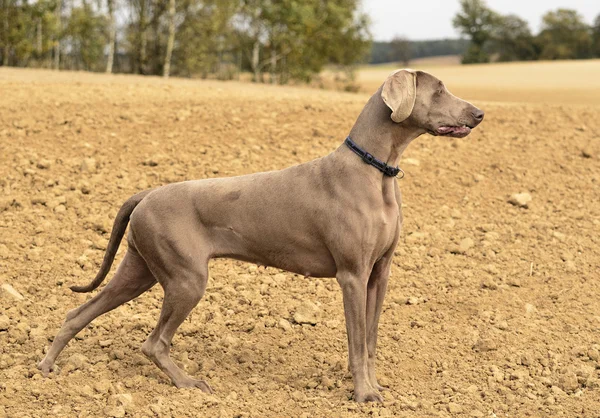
(344, 136), (404, 179)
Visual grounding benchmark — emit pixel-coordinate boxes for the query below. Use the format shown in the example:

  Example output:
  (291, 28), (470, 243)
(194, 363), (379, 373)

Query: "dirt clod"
(508, 192), (532, 208)
(293, 301), (321, 325)
(0, 315), (10, 331)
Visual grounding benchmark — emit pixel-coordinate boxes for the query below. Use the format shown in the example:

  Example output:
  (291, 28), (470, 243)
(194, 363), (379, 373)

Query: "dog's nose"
(472, 109), (484, 121)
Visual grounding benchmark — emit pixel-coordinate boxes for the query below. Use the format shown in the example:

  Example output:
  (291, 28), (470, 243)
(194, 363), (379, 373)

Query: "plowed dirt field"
(1, 67), (599, 417)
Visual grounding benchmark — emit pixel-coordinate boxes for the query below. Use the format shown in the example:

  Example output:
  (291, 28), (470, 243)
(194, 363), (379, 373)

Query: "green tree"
(388, 35), (410, 66)
(537, 9), (592, 60)
(63, 2), (108, 71)
(592, 14), (600, 58)
(266, 0), (370, 83)
(1, 0), (35, 66)
(492, 14), (537, 61)
(452, 0), (498, 64)
(172, 0), (239, 78)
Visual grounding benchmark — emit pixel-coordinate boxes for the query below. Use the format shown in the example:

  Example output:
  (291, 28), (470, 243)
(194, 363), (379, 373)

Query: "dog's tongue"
(437, 126), (471, 136)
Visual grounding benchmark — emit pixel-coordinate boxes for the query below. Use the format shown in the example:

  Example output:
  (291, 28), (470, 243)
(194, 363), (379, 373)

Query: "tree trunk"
(53, 0), (62, 70)
(270, 43), (276, 84)
(138, 0), (147, 74)
(36, 17), (42, 56)
(163, 0), (175, 78)
(105, 0), (115, 73)
(251, 40), (260, 82)
(2, 0), (10, 66)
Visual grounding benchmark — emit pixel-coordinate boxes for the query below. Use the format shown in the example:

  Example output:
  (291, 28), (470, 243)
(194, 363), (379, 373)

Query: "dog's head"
(381, 69), (484, 138)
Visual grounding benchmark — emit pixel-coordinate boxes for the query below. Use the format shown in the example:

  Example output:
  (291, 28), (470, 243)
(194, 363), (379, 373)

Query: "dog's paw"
(174, 378), (213, 393)
(37, 360), (58, 376)
(354, 388), (383, 403)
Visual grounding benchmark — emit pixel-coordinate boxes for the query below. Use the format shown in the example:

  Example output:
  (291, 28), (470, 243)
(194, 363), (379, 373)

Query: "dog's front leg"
(337, 270), (383, 403)
(366, 257), (391, 392)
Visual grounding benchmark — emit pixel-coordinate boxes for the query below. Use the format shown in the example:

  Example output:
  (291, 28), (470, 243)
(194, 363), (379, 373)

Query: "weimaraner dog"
(39, 69), (484, 402)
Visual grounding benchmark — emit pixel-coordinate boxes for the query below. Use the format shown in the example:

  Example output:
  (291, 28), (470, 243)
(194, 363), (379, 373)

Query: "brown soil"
(1, 67), (600, 417)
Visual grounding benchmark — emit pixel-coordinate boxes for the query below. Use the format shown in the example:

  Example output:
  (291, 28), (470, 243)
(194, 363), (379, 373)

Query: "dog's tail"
(70, 189), (154, 293)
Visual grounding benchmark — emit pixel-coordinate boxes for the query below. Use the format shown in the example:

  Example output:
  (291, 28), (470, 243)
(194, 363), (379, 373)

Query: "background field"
(0, 62), (599, 417)
(355, 59), (600, 105)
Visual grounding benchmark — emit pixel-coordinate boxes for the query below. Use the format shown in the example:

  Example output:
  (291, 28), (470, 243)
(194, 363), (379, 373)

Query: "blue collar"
(344, 136), (404, 178)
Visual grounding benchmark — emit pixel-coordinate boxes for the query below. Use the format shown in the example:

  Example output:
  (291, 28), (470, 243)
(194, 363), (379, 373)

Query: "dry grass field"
(356, 59), (600, 105)
(0, 62), (599, 417)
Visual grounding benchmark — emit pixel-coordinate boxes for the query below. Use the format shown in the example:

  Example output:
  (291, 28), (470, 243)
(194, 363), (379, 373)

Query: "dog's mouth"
(434, 125), (473, 138)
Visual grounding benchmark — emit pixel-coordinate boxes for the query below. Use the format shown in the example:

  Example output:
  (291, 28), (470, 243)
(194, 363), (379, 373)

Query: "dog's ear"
(381, 69), (417, 123)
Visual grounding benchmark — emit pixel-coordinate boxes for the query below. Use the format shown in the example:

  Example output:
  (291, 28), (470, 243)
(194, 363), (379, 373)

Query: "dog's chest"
(371, 202), (402, 257)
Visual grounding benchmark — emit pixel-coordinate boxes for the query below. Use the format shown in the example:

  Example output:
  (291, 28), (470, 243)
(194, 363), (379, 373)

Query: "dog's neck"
(344, 87), (423, 174)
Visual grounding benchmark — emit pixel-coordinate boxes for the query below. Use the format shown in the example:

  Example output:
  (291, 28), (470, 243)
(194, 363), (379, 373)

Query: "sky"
(362, 0), (599, 41)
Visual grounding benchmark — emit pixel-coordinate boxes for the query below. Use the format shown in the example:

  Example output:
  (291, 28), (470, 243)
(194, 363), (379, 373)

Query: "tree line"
(0, 0), (370, 81)
(453, 0), (600, 64)
(2, 0), (599, 79)
(370, 39), (469, 65)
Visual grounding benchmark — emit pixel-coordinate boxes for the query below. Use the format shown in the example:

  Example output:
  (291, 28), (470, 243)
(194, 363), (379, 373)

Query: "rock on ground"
(508, 192), (532, 208)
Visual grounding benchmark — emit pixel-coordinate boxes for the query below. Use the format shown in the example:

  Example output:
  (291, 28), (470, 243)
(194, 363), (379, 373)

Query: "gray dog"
(39, 69), (483, 402)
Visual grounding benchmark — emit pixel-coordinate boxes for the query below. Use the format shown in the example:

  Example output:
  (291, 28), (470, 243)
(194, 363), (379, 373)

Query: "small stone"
(324, 319), (341, 329)
(448, 402), (462, 414)
(305, 378), (319, 389)
(143, 159), (159, 167)
(236, 350), (252, 364)
(99, 340), (113, 348)
(93, 379), (112, 394)
(0, 283), (24, 301)
(470, 410), (485, 417)
(508, 192), (532, 208)
(507, 277), (521, 287)
(278, 318), (292, 331)
(559, 371), (579, 393)
(565, 260), (577, 273)
(103, 406), (125, 418)
(0, 315), (10, 331)
(525, 303), (537, 317)
(54, 204), (66, 213)
(111, 393), (134, 411)
(473, 338), (497, 352)
(403, 158), (420, 166)
(36, 159), (52, 169)
(520, 354), (534, 366)
(67, 353), (88, 370)
(588, 349), (600, 361)
(560, 251), (574, 261)
(406, 297), (420, 305)
(93, 238), (108, 250)
(293, 301), (321, 325)
(581, 148), (593, 158)
(511, 369), (529, 380)
(321, 375), (334, 389)
(291, 390), (305, 402)
(458, 237), (474, 253)
(0, 244), (9, 259)
(80, 158), (97, 173)
(481, 278), (498, 290)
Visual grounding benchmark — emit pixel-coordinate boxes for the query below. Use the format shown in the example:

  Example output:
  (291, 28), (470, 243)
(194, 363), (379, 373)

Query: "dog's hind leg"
(38, 249), (156, 374)
(141, 259), (211, 392)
